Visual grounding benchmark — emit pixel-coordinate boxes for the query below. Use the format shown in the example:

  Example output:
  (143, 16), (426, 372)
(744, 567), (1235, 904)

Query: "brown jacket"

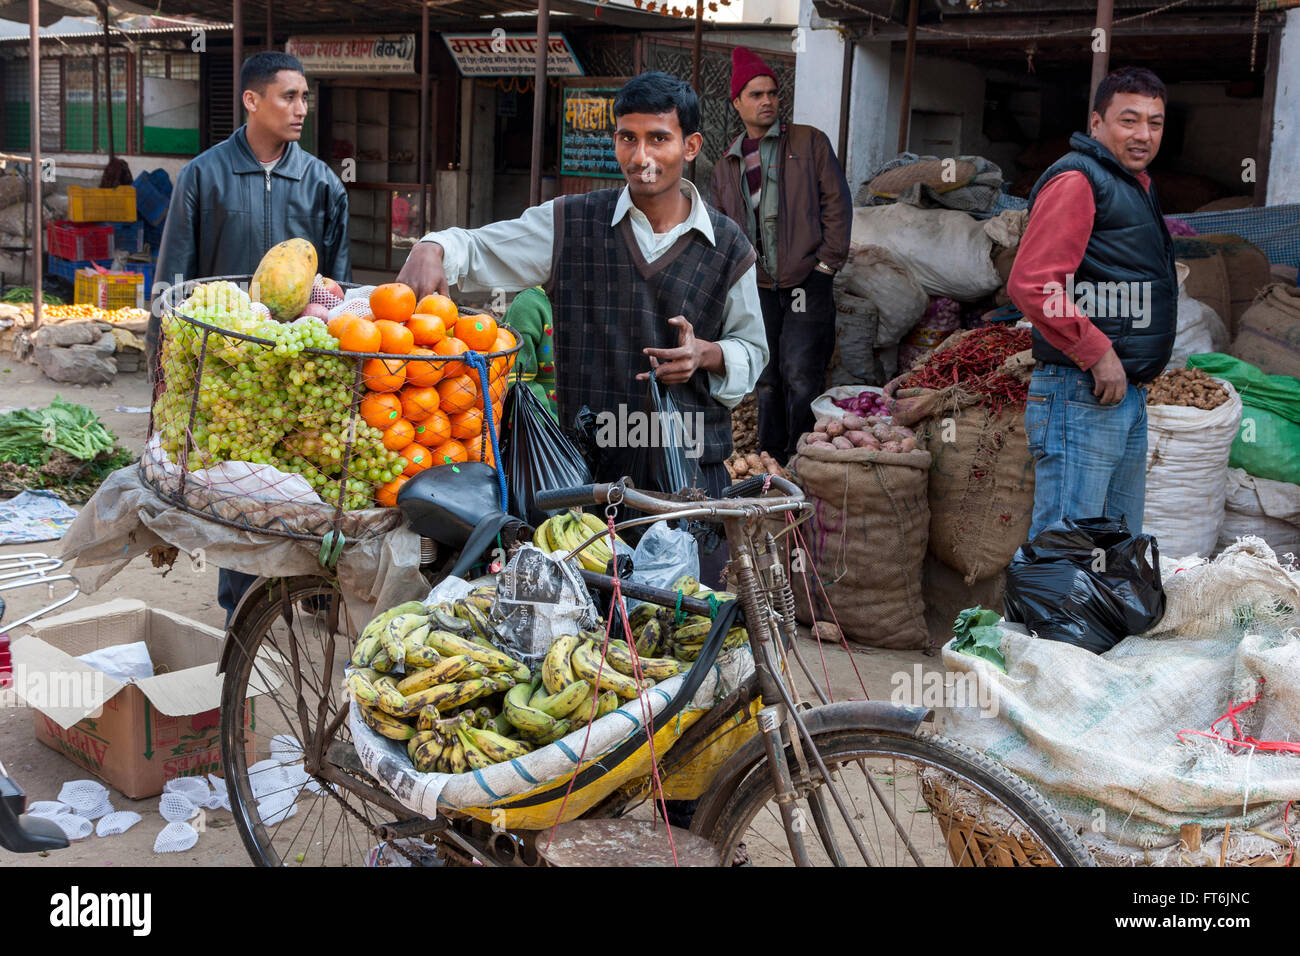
(709, 122), (852, 289)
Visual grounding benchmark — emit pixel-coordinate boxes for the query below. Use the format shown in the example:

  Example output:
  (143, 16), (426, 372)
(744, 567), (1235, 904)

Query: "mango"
(251, 237), (317, 321)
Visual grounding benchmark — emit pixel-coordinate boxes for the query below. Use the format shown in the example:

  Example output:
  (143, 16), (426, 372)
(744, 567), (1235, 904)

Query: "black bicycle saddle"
(397, 462), (504, 548)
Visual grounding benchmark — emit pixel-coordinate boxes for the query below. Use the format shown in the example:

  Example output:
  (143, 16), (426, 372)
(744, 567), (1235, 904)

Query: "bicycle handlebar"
(534, 474), (805, 519)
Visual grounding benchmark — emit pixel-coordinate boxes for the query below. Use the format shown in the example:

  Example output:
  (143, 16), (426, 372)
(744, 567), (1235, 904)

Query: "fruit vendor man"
(398, 71), (769, 583)
(151, 51), (352, 623)
(1008, 67), (1177, 539)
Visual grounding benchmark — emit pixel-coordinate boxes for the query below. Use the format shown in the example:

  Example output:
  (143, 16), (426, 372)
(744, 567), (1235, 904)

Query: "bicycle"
(217, 471), (1095, 867)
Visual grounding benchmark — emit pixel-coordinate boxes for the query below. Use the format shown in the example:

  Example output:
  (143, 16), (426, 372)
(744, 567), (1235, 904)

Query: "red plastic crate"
(0, 632), (10, 690)
(47, 221), (115, 261)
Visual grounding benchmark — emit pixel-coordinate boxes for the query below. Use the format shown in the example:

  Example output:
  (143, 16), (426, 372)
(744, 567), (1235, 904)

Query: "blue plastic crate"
(113, 220), (143, 254)
(143, 221), (163, 255)
(122, 259), (156, 294)
(48, 253), (112, 284)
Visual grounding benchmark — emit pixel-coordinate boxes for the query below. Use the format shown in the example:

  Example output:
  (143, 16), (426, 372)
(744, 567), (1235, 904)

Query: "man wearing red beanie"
(711, 46), (852, 463)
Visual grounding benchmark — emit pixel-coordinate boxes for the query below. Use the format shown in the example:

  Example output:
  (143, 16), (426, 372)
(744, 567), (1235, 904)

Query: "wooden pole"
(838, 31), (853, 162)
(101, 3), (114, 157)
(1088, 0), (1114, 125)
(233, 0), (244, 128)
(529, 0), (550, 206)
(1254, 27), (1281, 206)
(419, 0), (430, 233)
(30, 0), (42, 329)
(692, 3), (703, 94)
(896, 0), (918, 154)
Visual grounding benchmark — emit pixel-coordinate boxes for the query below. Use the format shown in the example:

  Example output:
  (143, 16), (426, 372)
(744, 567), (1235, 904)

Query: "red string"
(544, 513), (679, 866)
(788, 511), (871, 700)
(1176, 680), (1300, 754)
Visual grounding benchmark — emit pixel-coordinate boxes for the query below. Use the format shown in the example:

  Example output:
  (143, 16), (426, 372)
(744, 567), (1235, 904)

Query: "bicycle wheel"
(219, 576), (443, 867)
(704, 729), (1095, 867)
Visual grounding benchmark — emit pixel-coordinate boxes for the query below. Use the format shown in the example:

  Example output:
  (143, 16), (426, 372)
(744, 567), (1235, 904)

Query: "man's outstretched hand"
(396, 241), (449, 298)
(638, 316), (723, 385)
(1089, 347), (1128, 405)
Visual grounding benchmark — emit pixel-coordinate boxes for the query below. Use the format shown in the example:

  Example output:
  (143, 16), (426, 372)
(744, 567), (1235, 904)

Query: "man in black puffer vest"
(1008, 67), (1177, 539)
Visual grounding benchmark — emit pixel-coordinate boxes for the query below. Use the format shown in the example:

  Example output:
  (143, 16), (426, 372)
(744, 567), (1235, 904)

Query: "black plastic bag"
(500, 378), (592, 527)
(1003, 516), (1166, 654)
(627, 370), (704, 495)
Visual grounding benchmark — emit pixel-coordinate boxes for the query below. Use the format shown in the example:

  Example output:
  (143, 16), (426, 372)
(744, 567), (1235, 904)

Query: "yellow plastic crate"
(75, 267), (145, 310)
(67, 185), (137, 222)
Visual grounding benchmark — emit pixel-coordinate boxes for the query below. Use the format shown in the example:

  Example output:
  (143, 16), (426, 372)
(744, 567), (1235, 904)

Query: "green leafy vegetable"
(1, 287), (64, 305)
(0, 397), (118, 463)
(950, 605), (1007, 672)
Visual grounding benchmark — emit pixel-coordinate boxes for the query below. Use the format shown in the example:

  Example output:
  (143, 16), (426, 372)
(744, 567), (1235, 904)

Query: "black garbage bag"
(626, 370), (704, 496)
(499, 377), (592, 527)
(1003, 516), (1166, 654)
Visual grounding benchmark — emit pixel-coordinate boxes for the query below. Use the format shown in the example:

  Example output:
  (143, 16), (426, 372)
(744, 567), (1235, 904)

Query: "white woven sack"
(1143, 378), (1242, 560)
(849, 204), (1001, 302)
(1216, 468), (1300, 561)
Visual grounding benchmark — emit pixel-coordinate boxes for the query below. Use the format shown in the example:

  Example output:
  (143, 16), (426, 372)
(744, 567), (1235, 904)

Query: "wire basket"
(143, 275), (520, 546)
(919, 771), (1061, 867)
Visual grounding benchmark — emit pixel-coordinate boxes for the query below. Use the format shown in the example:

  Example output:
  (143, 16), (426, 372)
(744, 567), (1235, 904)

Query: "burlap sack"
(1230, 282), (1300, 380)
(1198, 233), (1273, 334)
(883, 334), (1036, 584)
(789, 440), (931, 648)
(1173, 239), (1231, 332)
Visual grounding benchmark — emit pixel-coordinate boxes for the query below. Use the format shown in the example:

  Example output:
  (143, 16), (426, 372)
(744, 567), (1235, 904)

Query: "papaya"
(251, 237), (318, 321)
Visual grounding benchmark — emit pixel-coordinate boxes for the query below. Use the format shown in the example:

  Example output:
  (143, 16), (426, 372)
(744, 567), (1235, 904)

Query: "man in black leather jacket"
(150, 51), (351, 624)
(149, 51), (351, 370)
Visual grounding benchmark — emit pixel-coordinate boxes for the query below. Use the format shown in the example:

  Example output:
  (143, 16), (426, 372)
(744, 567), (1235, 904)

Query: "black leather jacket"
(149, 126), (351, 362)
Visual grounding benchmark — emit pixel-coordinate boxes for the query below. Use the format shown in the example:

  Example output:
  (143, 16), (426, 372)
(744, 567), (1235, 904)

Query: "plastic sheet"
(627, 371), (704, 495)
(1003, 517), (1166, 654)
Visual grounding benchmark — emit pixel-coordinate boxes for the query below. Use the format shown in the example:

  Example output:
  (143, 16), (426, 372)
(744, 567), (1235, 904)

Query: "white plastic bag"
(627, 521), (700, 615)
(1144, 379), (1243, 560)
(75, 641), (154, 683)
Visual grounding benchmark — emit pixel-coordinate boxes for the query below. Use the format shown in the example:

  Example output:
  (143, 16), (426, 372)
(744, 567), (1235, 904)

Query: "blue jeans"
(1023, 363), (1148, 540)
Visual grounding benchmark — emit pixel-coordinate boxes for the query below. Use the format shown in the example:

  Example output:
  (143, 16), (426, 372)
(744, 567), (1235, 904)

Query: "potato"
(825, 420), (846, 438)
(832, 436), (854, 450)
(842, 414), (869, 430)
(814, 421), (828, 433)
(882, 440), (903, 453)
(899, 437), (918, 452)
(871, 424), (893, 443)
(845, 430), (871, 447)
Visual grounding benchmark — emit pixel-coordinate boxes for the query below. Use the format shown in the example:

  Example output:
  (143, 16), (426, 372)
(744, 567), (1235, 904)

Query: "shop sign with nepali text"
(443, 33), (584, 77)
(285, 35), (416, 74)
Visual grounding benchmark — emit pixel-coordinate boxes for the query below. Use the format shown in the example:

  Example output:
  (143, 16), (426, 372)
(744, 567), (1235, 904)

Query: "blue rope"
(465, 350), (507, 512)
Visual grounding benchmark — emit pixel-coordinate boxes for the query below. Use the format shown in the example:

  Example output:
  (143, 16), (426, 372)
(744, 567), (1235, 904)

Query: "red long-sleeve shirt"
(1008, 169), (1152, 371)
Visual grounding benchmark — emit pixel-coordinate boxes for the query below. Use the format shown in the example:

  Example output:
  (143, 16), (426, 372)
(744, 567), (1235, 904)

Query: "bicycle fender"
(688, 700), (932, 839)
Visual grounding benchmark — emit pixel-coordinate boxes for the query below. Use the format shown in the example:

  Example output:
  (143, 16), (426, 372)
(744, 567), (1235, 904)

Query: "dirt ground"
(0, 352), (939, 868)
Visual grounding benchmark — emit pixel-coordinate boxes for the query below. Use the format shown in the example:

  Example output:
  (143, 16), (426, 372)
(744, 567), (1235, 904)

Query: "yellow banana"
(594, 690), (620, 719)
(635, 619), (665, 657)
(412, 738), (446, 773)
(457, 728), (494, 770)
(346, 670), (380, 706)
(359, 704), (415, 741)
(542, 634), (581, 695)
(371, 646), (394, 673)
(350, 635), (382, 668)
(504, 680), (557, 737)
(416, 703), (442, 732)
(400, 677), (495, 715)
(372, 676), (409, 717)
(531, 679), (592, 719)
(396, 655), (486, 695)
(424, 629), (519, 673)
(359, 601), (428, 643)
(533, 516), (555, 553)
(403, 640), (441, 669)
(444, 738), (468, 774)
(571, 639), (642, 699)
(464, 725), (532, 762)
(526, 717), (577, 746)
(576, 510), (626, 553)
(670, 574), (700, 596)
(408, 729), (438, 762)
(605, 640), (686, 680)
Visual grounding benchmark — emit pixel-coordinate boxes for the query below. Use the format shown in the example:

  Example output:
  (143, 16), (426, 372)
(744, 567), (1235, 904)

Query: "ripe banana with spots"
(504, 680), (557, 737)
(359, 601), (428, 642)
(542, 633), (581, 694)
(605, 640), (687, 680)
(531, 679), (592, 719)
(571, 639), (644, 699)
(350, 635), (382, 668)
(345, 669), (381, 706)
(463, 725), (533, 762)
(424, 629), (519, 672)
(396, 655), (487, 695)
(360, 704), (416, 741)
(372, 676), (409, 717)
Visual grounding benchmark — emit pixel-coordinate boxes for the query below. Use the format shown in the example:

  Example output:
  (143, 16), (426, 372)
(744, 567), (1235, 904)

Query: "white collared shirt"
(418, 181), (767, 408)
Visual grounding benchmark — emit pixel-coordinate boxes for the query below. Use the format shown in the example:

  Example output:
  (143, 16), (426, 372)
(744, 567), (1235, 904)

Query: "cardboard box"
(11, 600), (251, 800)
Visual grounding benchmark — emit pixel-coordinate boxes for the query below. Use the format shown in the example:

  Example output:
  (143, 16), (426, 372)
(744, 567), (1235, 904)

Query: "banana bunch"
(533, 510), (628, 574)
(618, 575), (750, 663)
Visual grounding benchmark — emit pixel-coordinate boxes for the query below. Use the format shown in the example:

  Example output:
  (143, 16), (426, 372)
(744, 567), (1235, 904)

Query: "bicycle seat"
(397, 463), (504, 548)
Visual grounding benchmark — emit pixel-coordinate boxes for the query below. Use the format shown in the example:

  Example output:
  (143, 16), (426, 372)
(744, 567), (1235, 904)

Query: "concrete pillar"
(792, 0), (844, 141)
(846, 40), (894, 199)
(1267, 9), (1300, 206)
(469, 82), (496, 227)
